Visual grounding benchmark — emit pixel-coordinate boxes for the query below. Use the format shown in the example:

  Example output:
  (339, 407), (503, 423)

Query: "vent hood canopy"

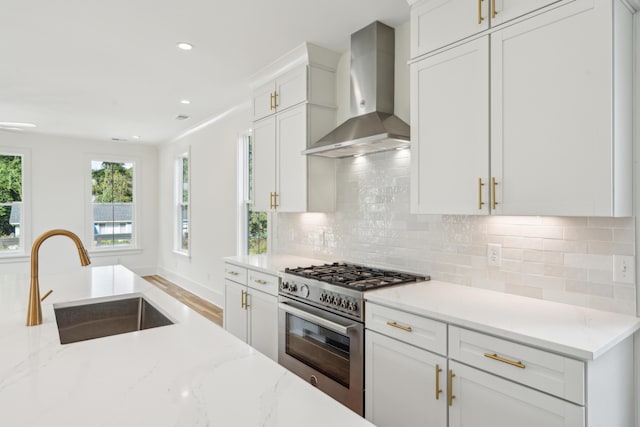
(303, 21), (410, 158)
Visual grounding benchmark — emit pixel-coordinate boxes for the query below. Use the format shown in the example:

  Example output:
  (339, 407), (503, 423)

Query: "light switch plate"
(613, 255), (635, 284)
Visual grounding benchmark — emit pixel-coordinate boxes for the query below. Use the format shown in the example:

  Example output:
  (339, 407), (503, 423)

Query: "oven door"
(278, 296), (363, 415)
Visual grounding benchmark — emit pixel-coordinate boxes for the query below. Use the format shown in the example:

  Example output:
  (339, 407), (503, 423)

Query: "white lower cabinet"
(365, 330), (447, 427)
(224, 263), (278, 361)
(365, 302), (635, 426)
(448, 361), (584, 427)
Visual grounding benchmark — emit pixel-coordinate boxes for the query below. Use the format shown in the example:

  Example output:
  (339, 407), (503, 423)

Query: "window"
(239, 133), (267, 255)
(176, 151), (190, 254)
(0, 153), (24, 254)
(91, 160), (135, 249)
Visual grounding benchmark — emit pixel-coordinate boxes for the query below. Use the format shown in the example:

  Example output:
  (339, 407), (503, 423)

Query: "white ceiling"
(0, 0), (410, 144)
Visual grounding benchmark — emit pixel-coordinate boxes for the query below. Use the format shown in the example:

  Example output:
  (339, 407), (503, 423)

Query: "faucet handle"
(40, 289), (53, 302)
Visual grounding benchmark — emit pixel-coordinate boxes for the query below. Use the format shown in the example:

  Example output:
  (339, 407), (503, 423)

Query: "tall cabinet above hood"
(303, 21), (410, 158)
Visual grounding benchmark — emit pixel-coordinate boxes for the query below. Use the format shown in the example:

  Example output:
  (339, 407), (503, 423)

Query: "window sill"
(0, 253), (29, 263)
(172, 250), (191, 259)
(88, 248), (144, 258)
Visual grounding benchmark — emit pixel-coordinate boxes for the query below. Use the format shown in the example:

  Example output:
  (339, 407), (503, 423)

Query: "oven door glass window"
(285, 313), (350, 387)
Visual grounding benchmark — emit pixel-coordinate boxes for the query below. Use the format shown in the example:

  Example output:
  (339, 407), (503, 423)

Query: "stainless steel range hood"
(303, 21), (410, 158)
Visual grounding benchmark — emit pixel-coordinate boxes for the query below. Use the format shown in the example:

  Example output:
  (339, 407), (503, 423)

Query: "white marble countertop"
(0, 265), (372, 427)
(365, 280), (640, 360)
(224, 254), (330, 275)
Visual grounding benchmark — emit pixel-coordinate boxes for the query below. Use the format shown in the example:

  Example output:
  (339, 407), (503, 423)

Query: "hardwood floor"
(143, 275), (223, 326)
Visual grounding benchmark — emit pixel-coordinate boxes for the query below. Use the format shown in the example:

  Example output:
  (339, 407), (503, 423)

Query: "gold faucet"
(27, 229), (91, 326)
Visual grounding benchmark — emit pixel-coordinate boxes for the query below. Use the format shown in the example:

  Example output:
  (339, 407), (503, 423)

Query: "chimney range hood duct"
(303, 21), (410, 158)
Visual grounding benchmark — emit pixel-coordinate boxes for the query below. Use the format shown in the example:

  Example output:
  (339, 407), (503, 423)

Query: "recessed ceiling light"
(111, 137), (128, 142)
(0, 121), (36, 128)
(175, 114), (191, 120)
(177, 42), (193, 51)
(132, 135), (141, 140)
(180, 100), (191, 105)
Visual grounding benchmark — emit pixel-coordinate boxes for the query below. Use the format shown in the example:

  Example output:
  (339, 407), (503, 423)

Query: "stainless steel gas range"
(278, 262), (429, 415)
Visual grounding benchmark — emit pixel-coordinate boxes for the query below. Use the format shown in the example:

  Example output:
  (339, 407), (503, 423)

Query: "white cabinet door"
(248, 289), (278, 362)
(491, 0), (562, 25)
(252, 81), (276, 121)
(275, 65), (307, 113)
(224, 280), (248, 342)
(252, 117), (277, 212)
(411, 0), (489, 58)
(365, 330), (447, 427)
(410, 36), (489, 215)
(449, 361), (584, 427)
(490, 0), (617, 216)
(276, 104), (308, 212)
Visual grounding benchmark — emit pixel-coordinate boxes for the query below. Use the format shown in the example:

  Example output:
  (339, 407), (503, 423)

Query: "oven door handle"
(278, 302), (357, 335)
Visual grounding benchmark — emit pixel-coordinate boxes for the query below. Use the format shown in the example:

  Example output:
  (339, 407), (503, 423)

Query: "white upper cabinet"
(252, 65), (308, 121)
(409, 0), (633, 216)
(410, 0), (562, 58)
(410, 37), (490, 215)
(250, 43), (340, 213)
(490, 0), (632, 216)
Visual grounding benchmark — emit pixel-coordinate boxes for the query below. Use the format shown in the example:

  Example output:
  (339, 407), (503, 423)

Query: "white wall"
(156, 105), (251, 307)
(0, 131), (158, 275)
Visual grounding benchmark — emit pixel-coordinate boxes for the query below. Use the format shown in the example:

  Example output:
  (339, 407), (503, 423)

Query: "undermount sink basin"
(54, 295), (174, 344)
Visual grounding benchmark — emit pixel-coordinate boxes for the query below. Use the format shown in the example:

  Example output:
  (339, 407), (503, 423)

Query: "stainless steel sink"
(54, 296), (174, 344)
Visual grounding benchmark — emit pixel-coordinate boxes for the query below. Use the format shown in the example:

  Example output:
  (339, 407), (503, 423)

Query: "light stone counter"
(0, 265), (372, 427)
(224, 254), (330, 275)
(365, 280), (640, 360)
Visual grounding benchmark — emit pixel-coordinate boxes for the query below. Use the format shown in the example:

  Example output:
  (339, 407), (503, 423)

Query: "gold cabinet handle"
(478, 178), (485, 210)
(491, 0), (498, 18)
(254, 279), (268, 285)
(227, 270), (239, 276)
(478, 0), (485, 24)
(448, 369), (456, 406)
(272, 192), (278, 209)
(241, 290), (250, 309)
(269, 92), (275, 110)
(269, 192), (275, 209)
(273, 91), (279, 108)
(484, 353), (526, 369)
(386, 321), (412, 332)
(491, 177), (498, 210)
(435, 364), (443, 400)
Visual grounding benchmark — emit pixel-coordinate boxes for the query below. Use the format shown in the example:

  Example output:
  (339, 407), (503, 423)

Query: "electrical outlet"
(613, 255), (635, 284)
(487, 243), (502, 267)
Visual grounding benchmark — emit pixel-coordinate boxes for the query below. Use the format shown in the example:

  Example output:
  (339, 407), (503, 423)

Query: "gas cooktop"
(284, 262), (428, 292)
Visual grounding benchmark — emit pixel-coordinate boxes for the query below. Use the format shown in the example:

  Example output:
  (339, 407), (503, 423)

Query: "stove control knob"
(340, 299), (348, 309)
(299, 284), (309, 298)
(319, 293), (327, 302)
(289, 283), (298, 292)
(333, 297), (341, 306)
(348, 302), (357, 312)
(280, 282), (287, 290)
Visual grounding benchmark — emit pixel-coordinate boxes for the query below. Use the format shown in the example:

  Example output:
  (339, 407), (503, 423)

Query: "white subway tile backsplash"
(274, 151), (636, 315)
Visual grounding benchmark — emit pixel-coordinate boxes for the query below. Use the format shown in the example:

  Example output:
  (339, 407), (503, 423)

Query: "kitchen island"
(0, 265), (372, 427)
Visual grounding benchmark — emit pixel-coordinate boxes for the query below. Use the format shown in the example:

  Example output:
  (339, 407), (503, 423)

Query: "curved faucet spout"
(27, 229), (92, 326)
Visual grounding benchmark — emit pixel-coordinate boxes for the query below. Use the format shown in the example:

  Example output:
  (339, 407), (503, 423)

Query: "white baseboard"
(156, 266), (224, 308)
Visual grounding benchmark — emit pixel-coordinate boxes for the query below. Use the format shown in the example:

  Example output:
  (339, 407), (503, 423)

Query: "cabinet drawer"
(365, 303), (447, 355)
(224, 264), (247, 285)
(449, 326), (585, 405)
(247, 270), (279, 296)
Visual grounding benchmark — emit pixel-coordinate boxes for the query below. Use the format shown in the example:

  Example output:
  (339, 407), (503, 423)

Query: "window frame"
(86, 155), (139, 254)
(0, 147), (30, 260)
(238, 130), (269, 256)
(174, 148), (191, 256)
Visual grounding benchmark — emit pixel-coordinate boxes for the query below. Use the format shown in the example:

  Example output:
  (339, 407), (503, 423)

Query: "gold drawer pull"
(484, 353), (526, 369)
(478, 178), (485, 210)
(386, 321), (412, 332)
(227, 270), (239, 276)
(254, 279), (268, 285)
(491, 0), (498, 18)
(491, 177), (498, 210)
(435, 364), (443, 400)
